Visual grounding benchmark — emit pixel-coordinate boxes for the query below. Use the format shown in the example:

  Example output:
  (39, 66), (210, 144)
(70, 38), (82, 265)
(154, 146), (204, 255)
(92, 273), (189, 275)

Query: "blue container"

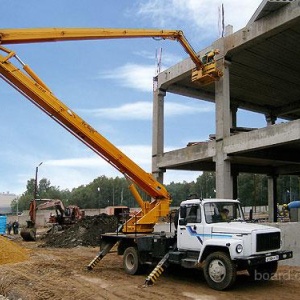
(0, 215), (7, 234)
(288, 201), (300, 209)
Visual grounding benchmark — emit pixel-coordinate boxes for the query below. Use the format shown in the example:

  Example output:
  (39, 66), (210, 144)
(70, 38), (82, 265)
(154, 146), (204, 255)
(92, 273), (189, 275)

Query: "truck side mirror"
(179, 218), (187, 226)
(180, 206), (186, 218)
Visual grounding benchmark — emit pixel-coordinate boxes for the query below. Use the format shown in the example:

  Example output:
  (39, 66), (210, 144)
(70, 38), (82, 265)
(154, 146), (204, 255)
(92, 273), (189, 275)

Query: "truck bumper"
(237, 250), (293, 266)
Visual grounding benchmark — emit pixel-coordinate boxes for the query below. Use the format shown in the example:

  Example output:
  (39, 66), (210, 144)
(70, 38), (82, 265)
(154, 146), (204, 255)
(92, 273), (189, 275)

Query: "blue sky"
(0, 0), (264, 197)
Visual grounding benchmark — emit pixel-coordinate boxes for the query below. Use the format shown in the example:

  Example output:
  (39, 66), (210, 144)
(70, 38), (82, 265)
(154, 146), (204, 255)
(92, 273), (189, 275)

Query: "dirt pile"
(41, 214), (118, 248)
(0, 236), (29, 265)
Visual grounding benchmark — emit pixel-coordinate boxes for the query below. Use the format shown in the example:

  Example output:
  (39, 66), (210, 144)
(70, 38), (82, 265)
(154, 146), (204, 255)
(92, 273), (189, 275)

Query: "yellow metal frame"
(0, 46), (170, 232)
(0, 27), (222, 85)
(0, 27), (222, 233)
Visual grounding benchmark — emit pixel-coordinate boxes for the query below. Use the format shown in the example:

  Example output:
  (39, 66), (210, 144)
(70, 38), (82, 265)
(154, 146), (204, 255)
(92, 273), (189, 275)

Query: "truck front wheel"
(203, 251), (236, 290)
(123, 247), (142, 275)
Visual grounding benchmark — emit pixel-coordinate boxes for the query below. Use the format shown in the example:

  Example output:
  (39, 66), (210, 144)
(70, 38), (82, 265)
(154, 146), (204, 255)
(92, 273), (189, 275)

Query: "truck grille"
(256, 232), (280, 252)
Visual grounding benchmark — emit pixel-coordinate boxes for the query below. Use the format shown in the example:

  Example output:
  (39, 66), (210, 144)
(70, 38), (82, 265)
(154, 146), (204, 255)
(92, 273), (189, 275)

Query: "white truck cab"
(174, 198), (293, 290)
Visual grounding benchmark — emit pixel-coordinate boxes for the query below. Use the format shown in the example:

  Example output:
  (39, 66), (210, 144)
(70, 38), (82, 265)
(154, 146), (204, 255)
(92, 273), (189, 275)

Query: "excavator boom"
(36, 199), (65, 213)
(0, 27), (222, 83)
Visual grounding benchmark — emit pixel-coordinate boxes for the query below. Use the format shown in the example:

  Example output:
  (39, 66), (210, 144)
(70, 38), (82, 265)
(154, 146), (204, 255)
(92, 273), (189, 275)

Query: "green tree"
(166, 180), (195, 206)
(194, 172), (216, 199)
(11, 178), (71, 212)
(11, 172), (300, 214)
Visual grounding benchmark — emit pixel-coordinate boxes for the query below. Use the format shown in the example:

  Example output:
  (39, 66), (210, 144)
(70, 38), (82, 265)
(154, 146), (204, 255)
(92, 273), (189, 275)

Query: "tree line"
(10, 172), (300, 213)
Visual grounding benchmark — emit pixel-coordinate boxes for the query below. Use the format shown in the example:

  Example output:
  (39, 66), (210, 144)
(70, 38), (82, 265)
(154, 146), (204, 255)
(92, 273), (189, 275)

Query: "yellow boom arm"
(0, 27), (222, 85)
(0, 45), (169, 233)
(0, 27), (221, 232)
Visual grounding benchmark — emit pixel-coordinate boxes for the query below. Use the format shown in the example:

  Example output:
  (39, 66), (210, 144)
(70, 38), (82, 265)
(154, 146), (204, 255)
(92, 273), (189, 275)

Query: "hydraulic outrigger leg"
(144, 240), (177, 286)
(87, 241), (116, 270)
(144, 252), (170, 286)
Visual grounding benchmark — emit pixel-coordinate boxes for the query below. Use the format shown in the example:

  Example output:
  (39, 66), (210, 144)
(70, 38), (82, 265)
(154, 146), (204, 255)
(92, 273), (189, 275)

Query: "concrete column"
(215, 61), (231, 140)
(232, 171), (238, 200)
(152, 88), (166, 183)
(225, 25), (233, 37)
(214, 60), (233, 198)
(230, 105), (238, 128)
(268, 175), (278, 222)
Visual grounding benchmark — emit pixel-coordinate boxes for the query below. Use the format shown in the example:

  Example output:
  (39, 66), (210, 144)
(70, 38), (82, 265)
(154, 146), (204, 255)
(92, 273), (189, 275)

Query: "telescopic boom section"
(0, 28), (203, 69)
(0, 46), (170, 233)
(0, 27), (223, 84)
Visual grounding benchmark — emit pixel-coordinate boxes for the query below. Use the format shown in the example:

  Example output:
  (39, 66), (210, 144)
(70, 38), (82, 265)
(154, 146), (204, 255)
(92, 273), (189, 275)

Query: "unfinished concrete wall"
(269, 222), (300, 267)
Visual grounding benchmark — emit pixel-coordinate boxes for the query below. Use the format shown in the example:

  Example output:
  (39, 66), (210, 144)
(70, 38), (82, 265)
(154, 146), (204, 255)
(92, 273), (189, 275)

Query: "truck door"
(177, 204), (204, 251)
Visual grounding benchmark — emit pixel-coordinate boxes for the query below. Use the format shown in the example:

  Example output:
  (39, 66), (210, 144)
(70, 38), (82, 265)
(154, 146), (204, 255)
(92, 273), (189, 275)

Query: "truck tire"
(247, 261), (278, 281)
(203, 251), (236, 291)
(123, 247), (142, 275)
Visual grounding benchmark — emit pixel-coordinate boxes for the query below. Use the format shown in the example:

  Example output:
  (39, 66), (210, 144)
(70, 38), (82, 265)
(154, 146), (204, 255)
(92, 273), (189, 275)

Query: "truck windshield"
(204, 202), (244, 224)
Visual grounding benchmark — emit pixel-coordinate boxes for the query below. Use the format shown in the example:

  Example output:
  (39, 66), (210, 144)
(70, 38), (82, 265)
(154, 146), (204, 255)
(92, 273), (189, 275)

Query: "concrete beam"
(157, 45), (216, 89)
(225, 0), (300, 55)
(167, 85), (215, 103)
(224, 119), (300, 154)
(155, 120), (300, 172)
(156, 141), (215, 169)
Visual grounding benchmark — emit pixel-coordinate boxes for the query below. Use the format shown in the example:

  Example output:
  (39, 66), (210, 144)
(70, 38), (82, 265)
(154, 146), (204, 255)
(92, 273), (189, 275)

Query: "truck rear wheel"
(123, 247), (142, 275)
(203, 251), (236, 291)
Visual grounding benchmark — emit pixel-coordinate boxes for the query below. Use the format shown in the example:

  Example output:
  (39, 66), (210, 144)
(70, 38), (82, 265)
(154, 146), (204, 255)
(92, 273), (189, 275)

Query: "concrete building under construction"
(152, 0), (300, 222)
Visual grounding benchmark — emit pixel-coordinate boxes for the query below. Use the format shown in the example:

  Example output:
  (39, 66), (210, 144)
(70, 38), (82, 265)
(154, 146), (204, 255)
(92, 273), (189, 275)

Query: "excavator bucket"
(20, 227), (37, 241)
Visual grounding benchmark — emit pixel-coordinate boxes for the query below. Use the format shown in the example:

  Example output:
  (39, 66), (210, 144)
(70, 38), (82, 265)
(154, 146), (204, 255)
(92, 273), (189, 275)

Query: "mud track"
(1, 236), (300, 300)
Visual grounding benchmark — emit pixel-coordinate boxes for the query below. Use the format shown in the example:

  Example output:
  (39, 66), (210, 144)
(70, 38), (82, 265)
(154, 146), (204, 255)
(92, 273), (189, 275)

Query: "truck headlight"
(236, 244), (243, 253)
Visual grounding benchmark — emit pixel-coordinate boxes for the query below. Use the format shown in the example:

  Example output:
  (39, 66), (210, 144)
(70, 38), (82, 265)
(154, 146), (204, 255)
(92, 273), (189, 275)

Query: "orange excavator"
(20, 198), (83, 241)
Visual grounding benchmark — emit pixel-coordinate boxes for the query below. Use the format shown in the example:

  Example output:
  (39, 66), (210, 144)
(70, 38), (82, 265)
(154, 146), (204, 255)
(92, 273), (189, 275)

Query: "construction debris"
(0, 236), (29, 265)
(41, 214), (118, 248)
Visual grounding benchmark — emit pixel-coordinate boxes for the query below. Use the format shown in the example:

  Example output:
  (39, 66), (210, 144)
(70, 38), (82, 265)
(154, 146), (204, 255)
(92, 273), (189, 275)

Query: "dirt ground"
(0, 234), (300, 300)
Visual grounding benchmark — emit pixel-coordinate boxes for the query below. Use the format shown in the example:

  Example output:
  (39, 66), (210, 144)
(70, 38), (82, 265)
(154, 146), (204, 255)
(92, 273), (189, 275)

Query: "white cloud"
(45, 145), (151, 168)
(36, 144), (199, 192)
(98, 1), (262, 96)
(78, 101), (213, 121)
(136, 0), (262, 42)
(134, 49), (183, 67)
(5, 151), (196, 198)
(37, 146), (147, 189)
(98, 57), (185, 92)
(100, 63), (155, 92)
(133, 50), (156, 61)
(4, 132), (202, 195)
